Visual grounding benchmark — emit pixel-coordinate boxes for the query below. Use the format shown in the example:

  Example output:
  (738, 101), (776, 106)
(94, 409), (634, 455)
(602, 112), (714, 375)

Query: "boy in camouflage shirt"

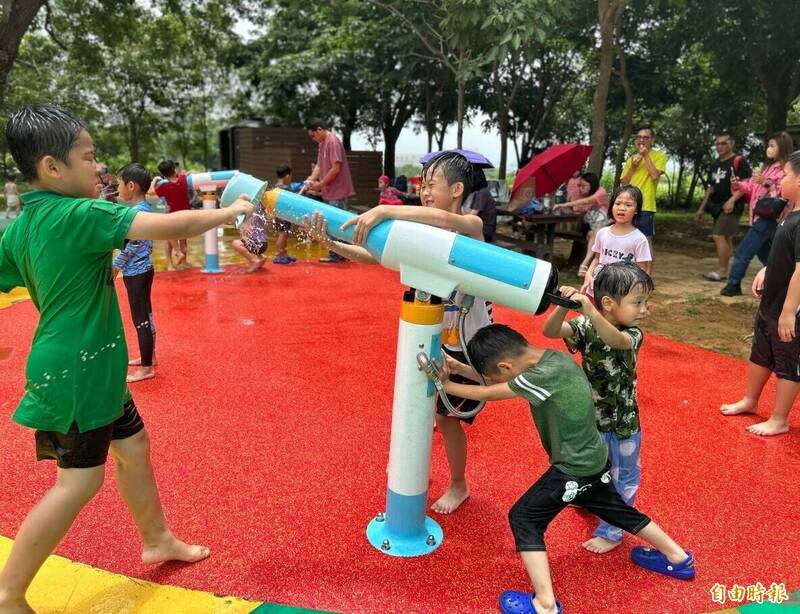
(543, 262), (653, 554)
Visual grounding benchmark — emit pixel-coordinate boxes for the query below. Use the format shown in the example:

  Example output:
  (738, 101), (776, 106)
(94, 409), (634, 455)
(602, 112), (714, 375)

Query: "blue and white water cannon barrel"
(186, 170), (236, 193)
(221, 172), (555, 313)
(221, 171), (557, 556)
(185, 171), (235, 274)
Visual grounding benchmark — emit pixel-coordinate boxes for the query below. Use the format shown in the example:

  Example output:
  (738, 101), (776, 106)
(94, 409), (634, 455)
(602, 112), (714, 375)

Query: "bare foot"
(167, 265), (177, 272)
(582, 536), (622, 554)
(126, 367), (155, 383)
(431, 482), (469, 514)
(141, 535), (210, 565)
(720, 398), (756, 416)
(129, 357), (158, 366)
(0, 594), (35, 614)
(245, 259), (266, 273)
(746, 419), (789, 436)
(174, 250), (186, 265)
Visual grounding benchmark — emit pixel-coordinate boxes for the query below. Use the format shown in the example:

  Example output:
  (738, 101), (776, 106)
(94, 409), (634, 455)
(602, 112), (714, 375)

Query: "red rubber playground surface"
(1, 262), (799, 613)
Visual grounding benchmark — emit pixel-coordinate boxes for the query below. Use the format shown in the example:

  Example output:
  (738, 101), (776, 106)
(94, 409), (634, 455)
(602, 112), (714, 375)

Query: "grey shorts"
(712, 212), (742, 237)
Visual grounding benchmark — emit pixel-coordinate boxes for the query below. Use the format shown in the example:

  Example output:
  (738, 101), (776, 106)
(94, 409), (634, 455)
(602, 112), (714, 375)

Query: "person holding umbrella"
(508, 144), (593, 211)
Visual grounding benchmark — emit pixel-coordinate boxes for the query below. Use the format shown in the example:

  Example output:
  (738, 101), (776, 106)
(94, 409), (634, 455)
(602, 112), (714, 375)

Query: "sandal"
(630, 547), (695, 580)
(702, 271), (725, 281)
(499, 591), (563, 614)
(577, 264), (588, 278)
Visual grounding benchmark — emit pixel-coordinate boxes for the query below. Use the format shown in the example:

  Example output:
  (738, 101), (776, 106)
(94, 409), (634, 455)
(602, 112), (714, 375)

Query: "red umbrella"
(509, 144), (593, 210)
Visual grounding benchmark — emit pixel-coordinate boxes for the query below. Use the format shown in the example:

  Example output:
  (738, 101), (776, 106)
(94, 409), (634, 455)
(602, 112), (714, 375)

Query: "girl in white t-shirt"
(581, 185), (652, 295)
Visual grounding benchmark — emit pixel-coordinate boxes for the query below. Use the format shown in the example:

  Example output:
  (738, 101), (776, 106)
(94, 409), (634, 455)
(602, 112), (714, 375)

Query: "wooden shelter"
(219, 120), (382, 206)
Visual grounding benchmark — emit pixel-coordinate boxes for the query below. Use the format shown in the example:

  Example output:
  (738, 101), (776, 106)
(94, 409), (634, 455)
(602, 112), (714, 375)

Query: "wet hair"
(276, 164), (291, 178)
(466, 324), (529, 376)
(305, 118), (326, 131)
(786, 150), (800, 175)
(5, 103), (88, 182)
(157, 160), (177, 177)
(608, 184), (643, 222)
(421, 151), (474, 202)
(637, 126), (655, 138)
(118, 163), (151, 194)
(593, 261), (654, 307)
(716, 131), (734, 143)
(579, 172), (600, 196)
(769, 132), (793, 164)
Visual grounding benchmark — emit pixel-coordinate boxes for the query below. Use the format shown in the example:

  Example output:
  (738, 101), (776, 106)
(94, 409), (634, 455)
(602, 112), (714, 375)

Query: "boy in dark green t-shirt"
(0, 104), (253, 612)
(428, 324), (694, 614)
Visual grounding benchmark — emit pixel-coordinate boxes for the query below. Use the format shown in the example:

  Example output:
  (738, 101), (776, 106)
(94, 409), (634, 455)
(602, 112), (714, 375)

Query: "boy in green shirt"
(0, 104), (253, 613)
(430, 324), (694, 614)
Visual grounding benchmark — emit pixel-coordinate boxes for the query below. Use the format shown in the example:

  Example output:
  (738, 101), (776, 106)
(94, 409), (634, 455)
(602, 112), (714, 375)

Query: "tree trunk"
(425, 84), (434, 153)
(341, 125), (352, 151)
(383, 129), (397, 179)
(673, 155), (685, 207)
(456, 78), (465, 149)
(612, 30), (633, 189)
(587, 0), (630, 175)
(765, 94), (791, 138)
(0, 0), (48, 107)
(202, 92), (209, 170)
(128, 121), (140, 162)
(498, 116), (509, 181)
(684, 167), (700, 209)
(436, 123), (446, 150)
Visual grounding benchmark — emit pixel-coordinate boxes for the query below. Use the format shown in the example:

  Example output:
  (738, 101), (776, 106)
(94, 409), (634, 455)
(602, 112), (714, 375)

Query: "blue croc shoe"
(499, 591), (564, 614)
(272, 255), (294, 264)
(630, 547), (695, 580)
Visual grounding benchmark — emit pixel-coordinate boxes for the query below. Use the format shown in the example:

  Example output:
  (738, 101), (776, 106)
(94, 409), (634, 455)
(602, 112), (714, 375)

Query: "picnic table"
(495, 208), (584, 263)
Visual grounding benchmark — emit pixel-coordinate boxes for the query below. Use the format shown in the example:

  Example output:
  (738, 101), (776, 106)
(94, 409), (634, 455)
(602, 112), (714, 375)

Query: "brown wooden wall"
(232, 127), (382, 206)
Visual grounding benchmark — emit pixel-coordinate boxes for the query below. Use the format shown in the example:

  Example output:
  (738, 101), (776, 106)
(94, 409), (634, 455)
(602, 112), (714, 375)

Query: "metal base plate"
(366, 514), (443, 557)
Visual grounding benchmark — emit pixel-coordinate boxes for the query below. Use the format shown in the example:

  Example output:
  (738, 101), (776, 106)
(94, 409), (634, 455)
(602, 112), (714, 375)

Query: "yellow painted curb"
(0, 287), (29, 310)
(0, 536), (260, 613)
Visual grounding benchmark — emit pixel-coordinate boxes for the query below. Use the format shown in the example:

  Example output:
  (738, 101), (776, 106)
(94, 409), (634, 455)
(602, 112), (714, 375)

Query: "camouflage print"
(565, 315), (643, 438)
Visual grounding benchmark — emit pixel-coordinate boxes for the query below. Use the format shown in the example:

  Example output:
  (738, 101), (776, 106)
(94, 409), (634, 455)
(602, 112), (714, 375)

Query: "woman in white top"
(581, 185), (652, 295)
(4, 178), (20, 219)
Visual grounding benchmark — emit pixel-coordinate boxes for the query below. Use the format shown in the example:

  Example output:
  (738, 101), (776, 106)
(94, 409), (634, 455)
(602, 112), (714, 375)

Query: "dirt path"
(549, 222), (760, 360)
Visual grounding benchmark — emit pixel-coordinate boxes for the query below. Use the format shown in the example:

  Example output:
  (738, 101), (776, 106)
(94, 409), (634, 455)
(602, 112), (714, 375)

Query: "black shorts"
(436, 348), (482, 424)
(750, 310), (800, 382)
(275, 219), (291, 233)
(35, 398), (145, 468)
(508, 463), (651, 551)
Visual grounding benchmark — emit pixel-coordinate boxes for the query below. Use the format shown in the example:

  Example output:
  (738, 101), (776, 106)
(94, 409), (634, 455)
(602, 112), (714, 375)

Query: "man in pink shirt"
(305, 119), (355, 263)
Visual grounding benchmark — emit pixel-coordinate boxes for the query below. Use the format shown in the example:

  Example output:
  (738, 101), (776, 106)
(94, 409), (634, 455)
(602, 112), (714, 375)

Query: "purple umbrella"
(419, 148), (494, 168)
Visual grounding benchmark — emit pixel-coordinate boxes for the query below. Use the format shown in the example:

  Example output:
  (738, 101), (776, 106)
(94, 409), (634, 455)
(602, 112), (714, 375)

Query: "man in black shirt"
(694, 132), (752, 281)
(721, 153), (800, 436)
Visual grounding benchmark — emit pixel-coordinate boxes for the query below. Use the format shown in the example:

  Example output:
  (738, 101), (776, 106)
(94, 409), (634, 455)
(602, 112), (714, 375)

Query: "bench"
(553, 218), (589, 265)
(495, 210), (585, 263)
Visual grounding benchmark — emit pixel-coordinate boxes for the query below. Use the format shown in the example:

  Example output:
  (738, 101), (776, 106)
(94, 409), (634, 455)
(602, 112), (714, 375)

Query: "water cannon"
(186, 170), (237, 193)
(221, 171), (576, 557)
(155, 170), (237, 194)
(220, 172), (572, 314)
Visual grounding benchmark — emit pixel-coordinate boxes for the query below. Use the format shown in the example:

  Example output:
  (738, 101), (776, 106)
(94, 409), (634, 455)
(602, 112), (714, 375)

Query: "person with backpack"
(694, 132), (752, 282)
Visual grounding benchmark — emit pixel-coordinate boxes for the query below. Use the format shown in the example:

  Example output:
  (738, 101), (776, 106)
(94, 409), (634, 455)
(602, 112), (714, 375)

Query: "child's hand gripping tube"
(416, 352), (482, 420)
